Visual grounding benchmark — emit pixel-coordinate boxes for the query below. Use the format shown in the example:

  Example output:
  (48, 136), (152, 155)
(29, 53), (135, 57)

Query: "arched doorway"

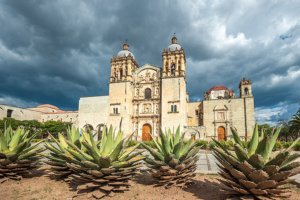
(83, 124), (94, 133)
(142, 124), (152, 141)
(96, 124), (105, 140)
(217, 126), (226, 141)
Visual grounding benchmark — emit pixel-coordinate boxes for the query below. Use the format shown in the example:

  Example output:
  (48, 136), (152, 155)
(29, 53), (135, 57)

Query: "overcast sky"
(0, 0), (299, 125)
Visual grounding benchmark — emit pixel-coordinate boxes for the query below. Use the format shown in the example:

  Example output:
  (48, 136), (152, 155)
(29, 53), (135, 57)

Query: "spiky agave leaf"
(0, 126), (44, 182)
(142, 127), (200, 188)
(53, 125), (144, 198)
(213, 124), (300, 199)
(44, 127), (83, 180)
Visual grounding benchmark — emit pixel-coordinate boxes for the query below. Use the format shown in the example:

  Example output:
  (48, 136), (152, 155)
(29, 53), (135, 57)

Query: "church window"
(120, 69), (123, 78)
(113, 107), (119, 114)
(171, 63), (176, 76)
(244, 87), (249, 95)
(171, 105), (178, 113)
(7, 109), (13, 118)
(145, 88), (152, 99)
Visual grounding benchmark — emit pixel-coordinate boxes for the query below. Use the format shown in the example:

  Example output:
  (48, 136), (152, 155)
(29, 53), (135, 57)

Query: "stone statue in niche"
(145, 71), (151, 82)
(152, 73), (156, 80)
(139, 74), (144, 82)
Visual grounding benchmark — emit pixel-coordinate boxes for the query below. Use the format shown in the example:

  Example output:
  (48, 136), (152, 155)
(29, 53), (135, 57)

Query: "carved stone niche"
(139, 74), (144, 82)
(143, 103), (152, 113)
(145, 71), (152, 82)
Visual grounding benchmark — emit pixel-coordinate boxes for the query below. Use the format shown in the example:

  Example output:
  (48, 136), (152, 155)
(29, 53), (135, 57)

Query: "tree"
(257, 123), (272, 136)
(0, 118), (72, 138)
(289, 107), (300, 140)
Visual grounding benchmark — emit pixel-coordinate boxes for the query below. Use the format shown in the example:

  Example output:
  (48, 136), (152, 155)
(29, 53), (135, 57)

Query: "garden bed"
(1, 165), (300, 200)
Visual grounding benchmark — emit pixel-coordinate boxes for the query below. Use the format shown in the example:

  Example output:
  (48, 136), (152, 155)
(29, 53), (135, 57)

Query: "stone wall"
(187, 102), (200, 126)
(78, 96), (109, 129)
(202, 97), (255, 140)
(161, 77), (187, 130)
(41, 112), (78, 126)
(0, 104), (42, 121)
(107, 82), (133, 136)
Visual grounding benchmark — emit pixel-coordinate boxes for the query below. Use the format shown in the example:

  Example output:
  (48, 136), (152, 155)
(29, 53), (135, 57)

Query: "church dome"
(116, 42), (135, 59)
(167, 36), (182, 51)
(207, 85), (229, 93)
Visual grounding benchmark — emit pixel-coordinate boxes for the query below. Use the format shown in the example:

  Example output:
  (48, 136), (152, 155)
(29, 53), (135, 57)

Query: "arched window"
(174, 105), (177, 112)
(84, 124), (94, 133)
(145, 88), (152, 99)
(244, 87), (249, 95)
(171, 105), (177, 112)
(171, 63), (176, 76)
(96, 124), (105, 140)
(120, 69), (123, 78)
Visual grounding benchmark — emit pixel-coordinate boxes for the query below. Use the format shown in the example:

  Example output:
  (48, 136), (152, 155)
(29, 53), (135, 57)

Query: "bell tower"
(108, 42), (138, 136)
(110, 42), (138, 83)
(161, 35), (188, 130)
(162, 35), (186, 78)
(239, 78), (253, 98)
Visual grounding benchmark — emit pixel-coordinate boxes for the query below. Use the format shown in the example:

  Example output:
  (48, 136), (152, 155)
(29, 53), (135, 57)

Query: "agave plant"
(48, 125), (144, 198)
(44, 127), (83, 180)
(213, 124), (300, 199)
(0, 126), (44, 183)
(142, 127), (201, 188)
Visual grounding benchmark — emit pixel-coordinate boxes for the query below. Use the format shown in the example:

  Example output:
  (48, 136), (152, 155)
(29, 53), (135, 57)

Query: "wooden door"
(142, 124), (151, 141)
(217, 126), (226, 141)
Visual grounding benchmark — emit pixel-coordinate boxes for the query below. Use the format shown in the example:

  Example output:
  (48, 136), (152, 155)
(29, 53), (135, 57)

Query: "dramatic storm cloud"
(0, 0), (299, 124)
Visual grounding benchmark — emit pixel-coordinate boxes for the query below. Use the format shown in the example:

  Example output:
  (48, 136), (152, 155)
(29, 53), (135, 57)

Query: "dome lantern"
(116, 41), (135, 59)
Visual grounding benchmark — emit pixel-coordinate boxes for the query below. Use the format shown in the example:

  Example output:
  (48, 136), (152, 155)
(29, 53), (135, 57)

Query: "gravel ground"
(0, 165), (300, 200)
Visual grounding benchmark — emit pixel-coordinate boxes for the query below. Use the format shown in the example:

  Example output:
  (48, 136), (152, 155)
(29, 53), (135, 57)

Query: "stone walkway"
(196, 150), (218, 174)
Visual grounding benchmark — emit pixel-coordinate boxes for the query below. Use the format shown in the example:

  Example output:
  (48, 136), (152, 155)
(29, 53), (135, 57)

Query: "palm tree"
(289, 108), (300, 139)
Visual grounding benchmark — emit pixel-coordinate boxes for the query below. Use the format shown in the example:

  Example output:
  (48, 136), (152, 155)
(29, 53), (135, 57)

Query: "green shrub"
(208, 141), (216, 150)
(273, 141), (283, 151)
(143, 140), (156, 149)
(283, 141), (292, 149)
(127, 140), (139, 147)
(197, 140), (208, 149)
(293, 142), (300, 151)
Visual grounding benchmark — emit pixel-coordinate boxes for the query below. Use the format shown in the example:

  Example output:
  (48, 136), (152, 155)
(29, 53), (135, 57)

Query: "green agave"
(142, 127), (201, 188)
(44, 126), (83, 180)
(46, 125), (144, 198)
(0, 126), (44, 182)
(213, 124), (300, 199)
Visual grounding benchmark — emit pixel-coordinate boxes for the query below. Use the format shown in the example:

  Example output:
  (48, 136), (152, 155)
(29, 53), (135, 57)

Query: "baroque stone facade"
(78, 36), (255, 141)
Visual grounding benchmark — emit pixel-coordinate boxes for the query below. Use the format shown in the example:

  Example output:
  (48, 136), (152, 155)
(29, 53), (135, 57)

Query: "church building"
(78, 36), (255, 141)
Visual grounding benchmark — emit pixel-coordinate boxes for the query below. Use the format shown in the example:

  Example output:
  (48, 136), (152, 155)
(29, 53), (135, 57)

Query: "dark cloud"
(0, 0), (299, 122)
